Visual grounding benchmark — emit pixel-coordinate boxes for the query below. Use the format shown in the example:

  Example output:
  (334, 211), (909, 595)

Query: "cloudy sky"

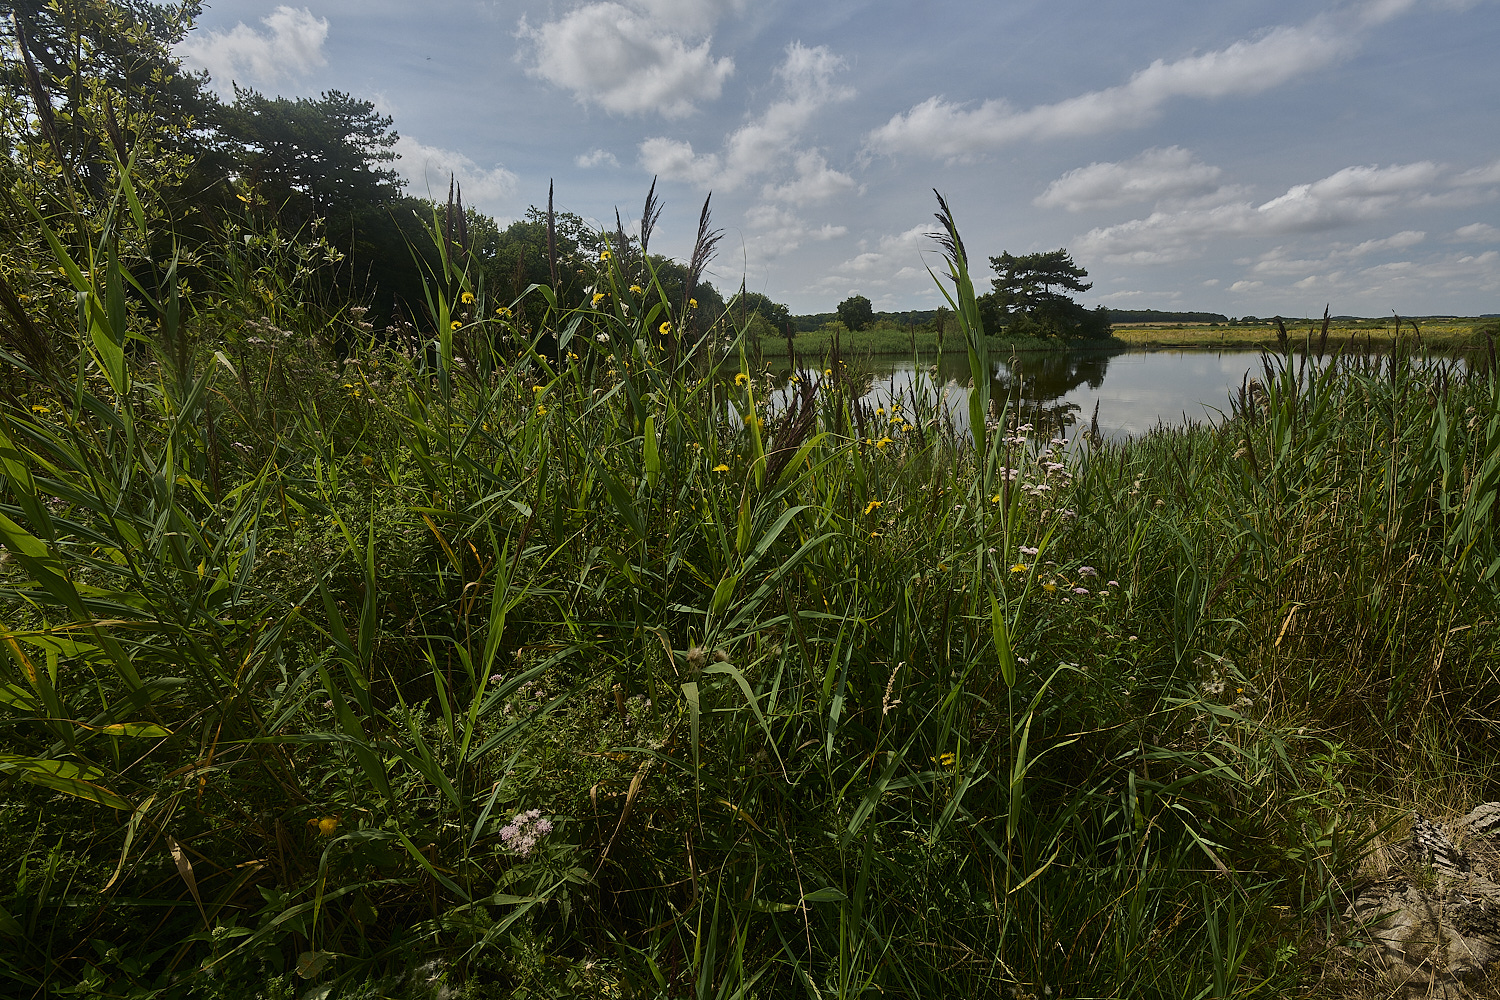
(178, 0), (1499, 316)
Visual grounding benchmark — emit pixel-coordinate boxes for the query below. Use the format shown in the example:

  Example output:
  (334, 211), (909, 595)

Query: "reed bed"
(1, 168), (1498, 1000)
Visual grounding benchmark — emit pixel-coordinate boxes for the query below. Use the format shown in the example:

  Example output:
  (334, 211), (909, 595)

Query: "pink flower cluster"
(499, 809), (553, 857)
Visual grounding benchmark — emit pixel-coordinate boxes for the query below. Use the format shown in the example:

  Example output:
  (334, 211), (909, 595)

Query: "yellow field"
(1112, 317), (1489, 350)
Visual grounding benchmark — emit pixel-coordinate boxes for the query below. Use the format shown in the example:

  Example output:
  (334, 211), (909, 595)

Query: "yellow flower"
(712, 463), (729, 473)
(450, 320), (462, 330)
(314, 816), (340, 836)
(931, 752), (956, 767)
(461, 291), (475, 304)
(734, 372), (748, 386)
(30, 405), (49, 414)
(592, 292), (606, 307)
(630, 284), (643, 294)
(660, 321), (673, 336)
(991, 494), (1002, 504)
(533, 385), (546, 393)
(536, 405), (548, 416)
(361, 455), (374, 468)
(496, 306), (512, 318)
(689, 298), (698, 309)
(1041, 581), (1057, 593)
(600, 249), (612, 261)
(864, 499), (883, 515)
(875, 437), (892, 449)
(1010, 563), (1027, 573)
(824, 368), (833, 377)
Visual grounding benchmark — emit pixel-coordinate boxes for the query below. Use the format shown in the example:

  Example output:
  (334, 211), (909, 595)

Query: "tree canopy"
(837, 294), (874, 332)
(979, 249), (1110, 340)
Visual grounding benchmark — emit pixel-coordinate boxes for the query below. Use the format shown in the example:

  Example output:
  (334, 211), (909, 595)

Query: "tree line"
(832, 249), (1114, 341)
(1, 1), (798, 341)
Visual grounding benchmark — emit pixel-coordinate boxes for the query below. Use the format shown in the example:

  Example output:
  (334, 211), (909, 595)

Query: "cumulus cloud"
(1248, 249), (1500, 301)
(1074, 160), (1469, 263)
(802, 224), (939, 294)
(393, 135), (518, 212)
(743, 204), (847, 259)
(1452, 222), (1500, 242)
(762, 151), (858, 205)
(639, 43), (855, 199)
(517, 2), (735, 118)
(866, 13), (1368, 159)
(576, 149), (621, 168)
(1035, 147), (1223, 211)
(177, 6), (328, 96)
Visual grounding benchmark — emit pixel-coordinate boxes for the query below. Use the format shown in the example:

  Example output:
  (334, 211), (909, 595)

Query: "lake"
(762, 346), (1468, 444)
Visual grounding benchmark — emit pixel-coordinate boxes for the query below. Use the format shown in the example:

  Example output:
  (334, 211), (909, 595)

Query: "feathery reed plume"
(443, 175), (469, 267)
(613, 207), (631, 270)
(681, 192), (723, 338)
(765, 370), (817, 483)
(12, 12), (67, 180)
(931, 188), (967, 270)
(1316, 304), (1330, 360)
(101, 92), (128, 163)
(1274, 316), (1290, 355)
(639, 176), (662, 258)
(546, 180), (559, 291)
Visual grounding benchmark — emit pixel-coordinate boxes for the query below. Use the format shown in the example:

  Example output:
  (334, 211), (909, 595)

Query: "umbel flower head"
(499, 809), (553, 857)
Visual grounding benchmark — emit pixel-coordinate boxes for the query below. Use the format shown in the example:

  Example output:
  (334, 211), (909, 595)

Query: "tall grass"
(1, 163), (1498, 1000)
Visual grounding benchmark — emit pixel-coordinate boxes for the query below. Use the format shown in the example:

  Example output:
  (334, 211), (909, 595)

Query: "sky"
(177, 0), (1500, 317)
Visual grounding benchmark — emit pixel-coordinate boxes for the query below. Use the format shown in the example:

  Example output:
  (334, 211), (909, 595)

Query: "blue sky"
(179, 0), (1500, 316)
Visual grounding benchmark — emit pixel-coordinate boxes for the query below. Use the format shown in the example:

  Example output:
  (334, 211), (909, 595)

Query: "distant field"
(1112, 317), (1491, 350)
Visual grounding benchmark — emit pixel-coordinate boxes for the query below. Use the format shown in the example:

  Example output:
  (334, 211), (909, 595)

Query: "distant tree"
(218, 87), (401, 220)
(979, 249), (1109, 340)
(727, 291), (792, 334)
(837, 294), (874, 332)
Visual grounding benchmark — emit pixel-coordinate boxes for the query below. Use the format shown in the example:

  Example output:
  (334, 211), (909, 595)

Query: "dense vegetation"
(6, 6), (1500, 1000)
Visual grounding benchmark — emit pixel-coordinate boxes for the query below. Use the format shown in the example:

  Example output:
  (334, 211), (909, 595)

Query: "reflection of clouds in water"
(763, 349), (1468, 445)
(764, 349), (1263, 444)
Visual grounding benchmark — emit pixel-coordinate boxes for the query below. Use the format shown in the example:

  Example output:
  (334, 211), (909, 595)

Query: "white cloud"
(1229, 280), (1264, 292)
(816, 224), (937, 289)
(517, 3), (734, 118)
(639, 43), (855, 199)
(177, 6), (328, 96)
(1076, 161), (1447, 263)
(762, 150), (858, 205)
(1246, 250), (1500, 301)
(576, 149), (621, 169)
(1452, 222), (1500, 242)
(742, 204), (846, 259)
(866, 13), (1367, 159)
(1451, 158), (1500, 188)
(1035, 147), (1223, 211)
(393, 135), (518, 212)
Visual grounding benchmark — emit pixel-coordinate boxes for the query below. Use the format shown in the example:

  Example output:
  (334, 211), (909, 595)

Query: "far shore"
(753, 316), (1493, 359)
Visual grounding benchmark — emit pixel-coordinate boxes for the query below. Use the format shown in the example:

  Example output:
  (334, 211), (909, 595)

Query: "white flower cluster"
(499, 809), (554, 857)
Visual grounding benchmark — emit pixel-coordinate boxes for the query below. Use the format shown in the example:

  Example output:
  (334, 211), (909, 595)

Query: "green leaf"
(0, 754), (131, 810)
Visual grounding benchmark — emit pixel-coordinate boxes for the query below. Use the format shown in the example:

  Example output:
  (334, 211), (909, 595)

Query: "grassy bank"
(757, 322), (1124, 360)
(3, 173), (1500, 1000)
(1113, 314), (1492, 351)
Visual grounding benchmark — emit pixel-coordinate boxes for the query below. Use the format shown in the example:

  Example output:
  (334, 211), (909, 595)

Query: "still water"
(772, 348), (1272, 443)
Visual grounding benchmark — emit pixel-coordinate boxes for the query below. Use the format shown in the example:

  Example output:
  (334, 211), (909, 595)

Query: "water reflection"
(761, 347), (1470, 444)
(765, 348), (1261, 444)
